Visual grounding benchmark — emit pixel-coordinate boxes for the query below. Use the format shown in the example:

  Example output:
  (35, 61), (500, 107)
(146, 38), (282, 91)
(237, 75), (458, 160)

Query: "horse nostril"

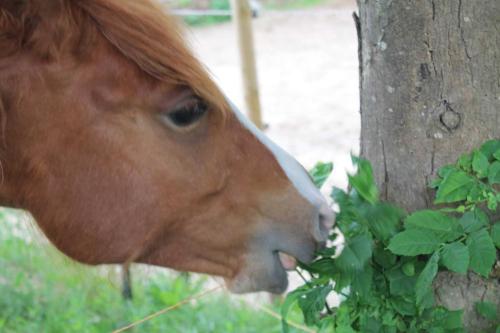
(311, 203), (335, 242)
(319, 204), (335, 231)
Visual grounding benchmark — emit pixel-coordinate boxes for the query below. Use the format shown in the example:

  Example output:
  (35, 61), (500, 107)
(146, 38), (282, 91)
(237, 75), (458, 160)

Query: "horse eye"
(165, 99), (208, 128)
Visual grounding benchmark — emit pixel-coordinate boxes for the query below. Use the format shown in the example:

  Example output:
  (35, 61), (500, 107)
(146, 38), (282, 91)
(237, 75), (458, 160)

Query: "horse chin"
(223, 223), (321, 294)
(224, 251), (289, 294)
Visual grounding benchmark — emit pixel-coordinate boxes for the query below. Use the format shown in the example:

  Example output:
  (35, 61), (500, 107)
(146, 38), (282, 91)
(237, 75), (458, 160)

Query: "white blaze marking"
(229, 102), (325, 207)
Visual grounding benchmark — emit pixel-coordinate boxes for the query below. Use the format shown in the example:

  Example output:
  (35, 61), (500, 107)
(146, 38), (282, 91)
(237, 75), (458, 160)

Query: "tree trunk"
(356, 0), (499, 331)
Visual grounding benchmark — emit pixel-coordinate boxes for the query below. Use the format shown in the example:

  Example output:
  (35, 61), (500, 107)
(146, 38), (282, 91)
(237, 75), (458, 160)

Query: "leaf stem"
(295, 268), (311, 285)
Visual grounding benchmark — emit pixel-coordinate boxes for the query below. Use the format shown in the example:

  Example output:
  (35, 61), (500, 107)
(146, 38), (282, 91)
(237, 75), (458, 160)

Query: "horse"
(0, 0), (334, 294)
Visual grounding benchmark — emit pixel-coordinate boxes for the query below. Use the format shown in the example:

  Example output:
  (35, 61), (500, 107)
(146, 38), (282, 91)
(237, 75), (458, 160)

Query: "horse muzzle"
(226, 201), (334, 294)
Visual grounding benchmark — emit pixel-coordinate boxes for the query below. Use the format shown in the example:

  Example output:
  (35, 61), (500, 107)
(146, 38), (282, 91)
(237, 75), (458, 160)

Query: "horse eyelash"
(164, 99), (208, 128)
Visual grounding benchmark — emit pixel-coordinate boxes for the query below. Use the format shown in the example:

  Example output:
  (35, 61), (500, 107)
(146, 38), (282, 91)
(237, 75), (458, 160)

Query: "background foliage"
(170, 0), (330, 26)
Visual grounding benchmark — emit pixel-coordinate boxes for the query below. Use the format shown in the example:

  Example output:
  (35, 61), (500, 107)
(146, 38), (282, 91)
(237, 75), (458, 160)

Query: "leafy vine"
(283, 140), (500, 333)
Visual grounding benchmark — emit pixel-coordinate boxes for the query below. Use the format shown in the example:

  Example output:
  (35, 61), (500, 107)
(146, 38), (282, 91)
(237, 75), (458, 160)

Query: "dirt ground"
(187, 0), (360, 189)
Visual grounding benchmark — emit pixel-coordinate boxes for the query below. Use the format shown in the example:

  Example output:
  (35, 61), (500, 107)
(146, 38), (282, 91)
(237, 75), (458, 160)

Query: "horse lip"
(225, 251), (289, 294)
(270, 252), (289, 293)
(278, 251), (297, 271)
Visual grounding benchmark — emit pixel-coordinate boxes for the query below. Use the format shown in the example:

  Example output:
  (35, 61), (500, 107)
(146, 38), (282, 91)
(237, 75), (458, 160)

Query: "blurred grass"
(170, 0), (330, 27)
(180, 0), (231, 27)
(263, 0), (329, 10)
(0, 209), (306, 333)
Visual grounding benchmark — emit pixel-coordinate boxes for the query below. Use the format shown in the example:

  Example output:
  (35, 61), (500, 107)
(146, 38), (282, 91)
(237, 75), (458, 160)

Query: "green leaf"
(434, 170), (475, 204)
(415, 251), (440, 306)
(458, 153), (473, 172)
(430, 177), (443, 189)
(335, 326), (358, 333)
(309, 162), (333, 189)
(402, 262), (416, 276)
(386, 267), (418, 296)
(425, 307), (464, 331)
(472, 150), (489, 178)
(297, 285), (332, 326)
(281, 286), (308, 333)
(404, 210), (461, 242)
(487, 192), (498, 211)
(388, 230), (441, 256)
(349, 157), (378, 204)
(442, 309), (464, 330)
(335, 303), (354, 327)
(359, 316), (383, 333)
(335, 234), (373, 272)
(438, 165), (457, 178)
(467, 229), (496, 277)
(459, 208), (489, 233)
(331, 271), (352, 293)
(441, 242), (469, 274)
(488, 161), (500, 185)
(494, 150), (500, 161)
(373, 246), (397, 269)
(466, 183), (485, 203)
(316, 246), (337, 257)
(373, 270), (389, 294)
(428, 328), (444, 333)
(317, 317), (334, 333)
(351, 264), (373, 298)
(300, 258), (336, 276)
(480, 139), (500, 160)
(364, 203), (405, 241)
(382, 311), (397, 327)
(395, 318), (408, 332)
(475, 301), (498, 322)
(492, 223), (500, 248)
(282, 284), (332, 332)
(330, 187), (360, 237)
(390, 296), (417, 316)
(419, 287), (436, 310)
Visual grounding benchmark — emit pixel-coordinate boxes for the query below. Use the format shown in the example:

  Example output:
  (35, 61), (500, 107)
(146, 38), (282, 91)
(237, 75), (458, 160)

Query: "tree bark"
(356, 0), (499, 331)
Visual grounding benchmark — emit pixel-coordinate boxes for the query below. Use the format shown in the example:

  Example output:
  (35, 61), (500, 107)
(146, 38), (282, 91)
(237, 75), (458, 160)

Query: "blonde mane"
(0, 0), (228, 112)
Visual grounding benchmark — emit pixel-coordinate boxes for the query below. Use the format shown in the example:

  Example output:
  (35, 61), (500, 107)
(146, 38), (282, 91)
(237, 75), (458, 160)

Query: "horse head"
(0, 0), (334, 294)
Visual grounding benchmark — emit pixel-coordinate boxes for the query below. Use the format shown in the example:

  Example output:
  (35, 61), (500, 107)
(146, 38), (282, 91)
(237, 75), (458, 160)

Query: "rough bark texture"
(356, 0), (499, 331)
(434, 272), (500, 331)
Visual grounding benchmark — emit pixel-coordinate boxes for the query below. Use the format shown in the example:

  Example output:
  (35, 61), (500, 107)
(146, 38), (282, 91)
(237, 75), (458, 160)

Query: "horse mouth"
(224, 221), (322, 294)
(224, 250), (304, 294)
(278, 251), (298, 271)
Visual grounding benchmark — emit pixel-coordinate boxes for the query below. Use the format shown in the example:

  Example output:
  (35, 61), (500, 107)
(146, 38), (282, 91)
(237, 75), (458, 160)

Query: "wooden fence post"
(121, 265), (133, 300)
(230, 0), (263, 129)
